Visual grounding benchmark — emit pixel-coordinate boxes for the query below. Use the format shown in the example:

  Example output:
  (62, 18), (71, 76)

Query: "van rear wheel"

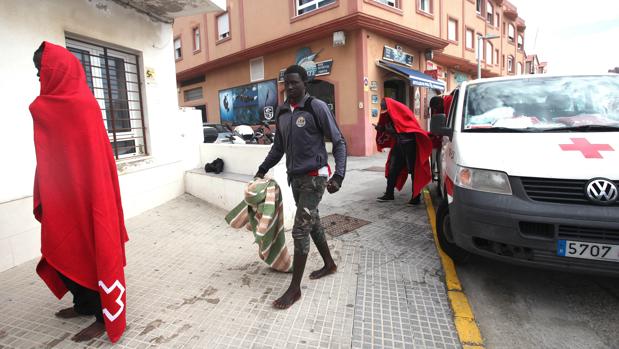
(436, 199), (470, 264)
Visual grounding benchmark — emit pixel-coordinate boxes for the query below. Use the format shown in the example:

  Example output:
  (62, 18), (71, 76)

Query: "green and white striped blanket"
(225, 179), (292, 272)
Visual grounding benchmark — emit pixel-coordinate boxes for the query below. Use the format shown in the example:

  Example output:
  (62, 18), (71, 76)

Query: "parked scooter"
(254, 121), (274, 144)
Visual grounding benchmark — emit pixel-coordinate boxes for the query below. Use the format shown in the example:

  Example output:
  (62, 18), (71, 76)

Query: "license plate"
(557, 240), (619, 263)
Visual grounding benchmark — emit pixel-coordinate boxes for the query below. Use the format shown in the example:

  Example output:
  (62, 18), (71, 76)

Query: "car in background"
(430, 74), (619, 276)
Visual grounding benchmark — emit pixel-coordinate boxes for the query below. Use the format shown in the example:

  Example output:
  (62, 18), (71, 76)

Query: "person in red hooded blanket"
(30, 42), (128, 343)
(374, 98), (432, 204)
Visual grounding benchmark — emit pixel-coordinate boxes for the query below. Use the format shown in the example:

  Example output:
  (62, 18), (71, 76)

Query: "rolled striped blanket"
(225, 179), (292, 272)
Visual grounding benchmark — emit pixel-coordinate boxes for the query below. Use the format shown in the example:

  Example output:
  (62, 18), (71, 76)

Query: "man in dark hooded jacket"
(255, 65), (347, 309)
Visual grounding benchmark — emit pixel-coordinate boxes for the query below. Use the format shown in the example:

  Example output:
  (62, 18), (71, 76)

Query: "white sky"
(515, 0), (619, 74)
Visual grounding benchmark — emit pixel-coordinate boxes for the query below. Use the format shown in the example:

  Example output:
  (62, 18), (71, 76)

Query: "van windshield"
(462, 76), (619, 132)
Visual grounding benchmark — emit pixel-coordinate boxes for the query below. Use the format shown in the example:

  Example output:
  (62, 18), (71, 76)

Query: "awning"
(377, 60), (446, 91)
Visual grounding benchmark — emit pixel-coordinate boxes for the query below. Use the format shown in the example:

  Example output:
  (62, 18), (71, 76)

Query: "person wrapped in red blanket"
(30, 41), (128, 343)
(374, 98), (432, 204)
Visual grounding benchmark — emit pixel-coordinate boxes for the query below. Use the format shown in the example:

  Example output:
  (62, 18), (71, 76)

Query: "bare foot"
(272, 288), (301, 309)
(55, 307), (83, 319)
(71, 321), (105, 342)
(309, 264), (337, 279)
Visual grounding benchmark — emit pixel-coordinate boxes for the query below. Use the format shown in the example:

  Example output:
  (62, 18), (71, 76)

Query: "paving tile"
(0, 155), (460, 349)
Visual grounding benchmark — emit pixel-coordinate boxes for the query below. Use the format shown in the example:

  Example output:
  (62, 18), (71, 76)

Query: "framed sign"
(218, 79), (278, 125)
(382, 45), (414, 67)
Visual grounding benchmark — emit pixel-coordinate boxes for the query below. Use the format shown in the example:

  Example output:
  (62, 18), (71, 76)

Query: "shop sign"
(278, 60), (333, 82)
(382, 45), (413, 67)
(370, 81), (378, 91)
(424, 69), (439, 80)
(278, 47), (333, 82)
(454, 71), (468, 84)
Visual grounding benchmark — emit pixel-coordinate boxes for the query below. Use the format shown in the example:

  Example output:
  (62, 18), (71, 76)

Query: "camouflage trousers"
(291, 175), (327, 255)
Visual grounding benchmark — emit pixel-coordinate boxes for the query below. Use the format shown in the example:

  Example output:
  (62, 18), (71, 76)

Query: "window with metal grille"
(296, 0), (336, 16)
(66, 37), (147, 159)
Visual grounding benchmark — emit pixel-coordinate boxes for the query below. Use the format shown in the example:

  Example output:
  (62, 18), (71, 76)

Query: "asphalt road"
(427, 183), (619, 349)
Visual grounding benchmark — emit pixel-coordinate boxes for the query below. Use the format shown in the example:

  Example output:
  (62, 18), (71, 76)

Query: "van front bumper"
(449, 180), (619, 276)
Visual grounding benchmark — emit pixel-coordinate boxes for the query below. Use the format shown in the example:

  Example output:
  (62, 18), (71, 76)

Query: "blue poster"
(219, 80), (278, 125)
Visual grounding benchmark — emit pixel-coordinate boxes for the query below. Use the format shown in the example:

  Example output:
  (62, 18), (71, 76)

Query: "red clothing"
(443, 95), (453, 117)
(375, 98), (432, 197)
(30, 42), (128, 343)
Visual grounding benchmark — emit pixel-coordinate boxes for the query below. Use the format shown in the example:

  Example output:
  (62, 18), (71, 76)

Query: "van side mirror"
(430, 114), (453, 140)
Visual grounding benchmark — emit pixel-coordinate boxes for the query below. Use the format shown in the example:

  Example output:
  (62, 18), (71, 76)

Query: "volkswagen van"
(430, 74), (619, 276)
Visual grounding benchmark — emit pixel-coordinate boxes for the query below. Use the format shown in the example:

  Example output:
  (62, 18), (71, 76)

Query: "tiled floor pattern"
(0, 155), (460, 348)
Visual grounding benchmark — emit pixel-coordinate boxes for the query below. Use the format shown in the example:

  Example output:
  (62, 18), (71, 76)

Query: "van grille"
(520, 177), (619, 206)
(558, 225), (619, 244)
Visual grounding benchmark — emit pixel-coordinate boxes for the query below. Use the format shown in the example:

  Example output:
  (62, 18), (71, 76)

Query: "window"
(376, 0), (397, 7)
(67, 38), (147, 159)
(517, 34), (524, 50)
(485, 41), (493, 63)
(465, 29), (474, 50)
(217, 12), (230, 40)
(507, 56), (514, 72)
(494, 48), (499, 65)
(192, 27), (201, 51)
(508, 24), (515, 42)
(476, 34), (482, 59)
(486, 2), (494, 25)
(184, 87), (203, 102)
(495, 13), (500, 28)
(173, 37), (182, 60)
(517, 62), (522, 75)
(250, 57), (264, 82)
(448, 18), (458, 42)
(296, 0), (336, 16)
(419, 0), (432, 13)
(476, 0), (483, 14)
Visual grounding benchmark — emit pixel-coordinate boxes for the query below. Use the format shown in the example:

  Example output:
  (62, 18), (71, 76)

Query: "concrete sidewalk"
(0, 154), (460, 349)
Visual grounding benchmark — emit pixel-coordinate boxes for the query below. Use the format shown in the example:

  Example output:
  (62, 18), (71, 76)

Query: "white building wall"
(0, 0), (203, 272)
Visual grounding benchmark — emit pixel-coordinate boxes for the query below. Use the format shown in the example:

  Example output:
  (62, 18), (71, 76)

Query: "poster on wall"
(218, 79), (278, 125)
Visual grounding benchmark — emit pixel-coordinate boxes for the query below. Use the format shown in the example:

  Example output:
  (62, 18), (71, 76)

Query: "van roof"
(462, 73), (619, 87)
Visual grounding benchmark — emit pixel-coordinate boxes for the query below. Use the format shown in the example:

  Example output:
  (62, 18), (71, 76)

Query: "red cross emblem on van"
(559, 138), (614, 159)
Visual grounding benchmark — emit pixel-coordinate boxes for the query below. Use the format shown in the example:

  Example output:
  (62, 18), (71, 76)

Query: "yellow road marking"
(423, 189), (485, 348)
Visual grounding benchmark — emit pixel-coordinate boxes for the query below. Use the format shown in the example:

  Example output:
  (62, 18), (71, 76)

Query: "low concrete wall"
(190, 143), (296, 229)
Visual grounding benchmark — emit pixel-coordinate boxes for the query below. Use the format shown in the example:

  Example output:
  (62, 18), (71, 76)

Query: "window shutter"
(250, 57), (264, 82)
(218, 13), (229, 39)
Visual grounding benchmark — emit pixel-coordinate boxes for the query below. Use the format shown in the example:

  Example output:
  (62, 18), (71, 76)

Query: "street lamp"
(477, 33), (500, 79)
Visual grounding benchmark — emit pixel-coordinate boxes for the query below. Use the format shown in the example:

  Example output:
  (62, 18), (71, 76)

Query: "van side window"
(446, 90), (459, 129)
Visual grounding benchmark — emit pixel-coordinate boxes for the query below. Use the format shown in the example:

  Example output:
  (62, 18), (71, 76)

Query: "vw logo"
(585, 178), (618, 205)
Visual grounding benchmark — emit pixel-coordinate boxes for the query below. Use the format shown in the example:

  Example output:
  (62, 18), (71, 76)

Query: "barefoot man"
(30, 42), (128, 343)
(255, 65), (347, 309)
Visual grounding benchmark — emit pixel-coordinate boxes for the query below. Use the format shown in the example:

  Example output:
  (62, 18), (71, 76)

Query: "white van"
(430, 74), (619, 276)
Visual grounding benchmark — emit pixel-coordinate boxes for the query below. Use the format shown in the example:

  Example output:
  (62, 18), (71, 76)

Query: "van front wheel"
(436, 199), (470, 264)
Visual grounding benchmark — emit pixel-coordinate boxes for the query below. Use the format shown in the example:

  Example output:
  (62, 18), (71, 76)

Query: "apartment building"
(525, 54), (548, 75)
(174, 0), (527, 156)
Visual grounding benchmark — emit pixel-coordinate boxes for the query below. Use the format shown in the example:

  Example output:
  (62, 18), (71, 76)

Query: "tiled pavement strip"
(0, 154), (461, 348)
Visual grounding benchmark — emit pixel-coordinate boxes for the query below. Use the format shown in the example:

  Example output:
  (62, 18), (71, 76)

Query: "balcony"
(111, 0), (226, 23)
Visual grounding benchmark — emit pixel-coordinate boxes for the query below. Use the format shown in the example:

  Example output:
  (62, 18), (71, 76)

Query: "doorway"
(307, 80), (336, 116)
(384, 79), (407, 105)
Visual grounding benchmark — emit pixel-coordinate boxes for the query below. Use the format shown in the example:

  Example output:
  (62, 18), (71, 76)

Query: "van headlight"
(455, 165), (512, 195)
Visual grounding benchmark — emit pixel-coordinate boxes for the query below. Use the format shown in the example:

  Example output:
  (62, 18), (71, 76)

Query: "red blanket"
(375, 98), (432, 197)
(30, 42), (128, 343)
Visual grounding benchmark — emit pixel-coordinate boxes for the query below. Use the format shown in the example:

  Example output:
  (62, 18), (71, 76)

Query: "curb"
(423, 189), (485, 349)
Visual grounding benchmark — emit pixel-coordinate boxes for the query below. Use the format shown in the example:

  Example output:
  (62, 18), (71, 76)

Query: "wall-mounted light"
(333, 31), (346, 47)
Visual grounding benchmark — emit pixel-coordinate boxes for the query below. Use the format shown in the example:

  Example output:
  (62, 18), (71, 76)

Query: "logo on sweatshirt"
(296, 116), (306, 128)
